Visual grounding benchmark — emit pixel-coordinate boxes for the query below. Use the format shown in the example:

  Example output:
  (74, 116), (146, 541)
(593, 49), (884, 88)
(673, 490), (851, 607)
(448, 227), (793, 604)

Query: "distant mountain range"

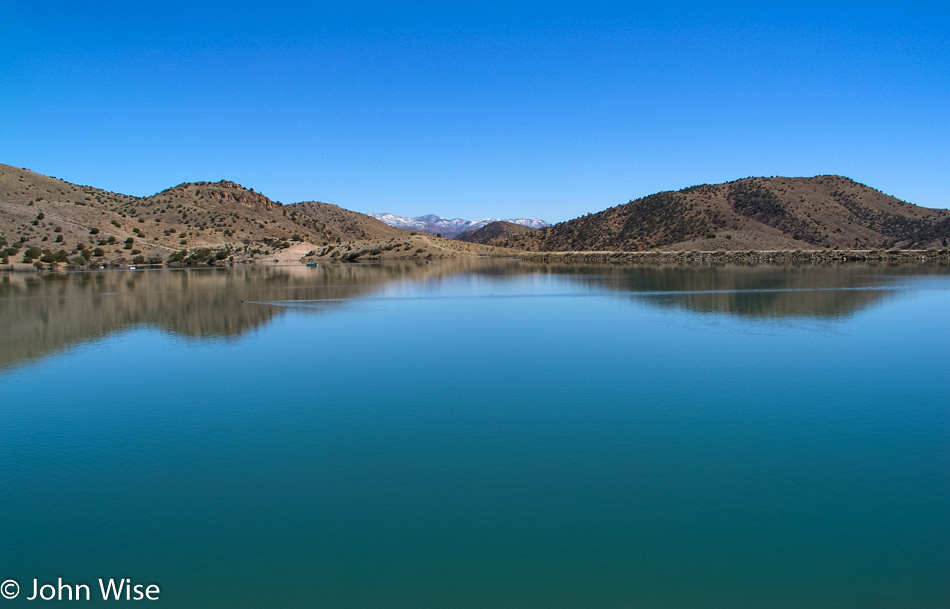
(368, 213), (549, 238)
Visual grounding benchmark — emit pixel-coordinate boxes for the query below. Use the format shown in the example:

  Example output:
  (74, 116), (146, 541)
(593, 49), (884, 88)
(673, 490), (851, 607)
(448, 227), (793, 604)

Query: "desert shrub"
(90, 227), (100, 234)
(93, 248), (105, 257)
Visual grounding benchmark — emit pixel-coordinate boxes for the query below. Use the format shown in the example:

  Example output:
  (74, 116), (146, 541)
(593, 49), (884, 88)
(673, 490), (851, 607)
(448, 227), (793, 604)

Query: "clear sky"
(1, 2), (947, 222)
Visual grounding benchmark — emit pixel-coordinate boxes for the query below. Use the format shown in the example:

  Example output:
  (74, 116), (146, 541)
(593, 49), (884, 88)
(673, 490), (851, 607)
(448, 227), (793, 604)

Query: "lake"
(1, 260), (948, 608)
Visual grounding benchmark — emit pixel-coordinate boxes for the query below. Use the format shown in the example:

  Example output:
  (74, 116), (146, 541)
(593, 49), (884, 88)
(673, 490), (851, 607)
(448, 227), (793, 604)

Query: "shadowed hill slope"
(455, 221), (538, 245)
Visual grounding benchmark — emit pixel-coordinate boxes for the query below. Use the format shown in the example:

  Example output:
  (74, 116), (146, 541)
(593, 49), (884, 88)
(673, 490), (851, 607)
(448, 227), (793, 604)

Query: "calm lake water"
(1, 260), (949, 608)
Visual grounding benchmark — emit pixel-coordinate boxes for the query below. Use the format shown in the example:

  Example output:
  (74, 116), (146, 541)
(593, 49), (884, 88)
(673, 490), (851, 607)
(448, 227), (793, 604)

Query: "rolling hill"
(468, 176), (950, 251)
(0, 163), (410, 266)
(455, 221), (540, 245)
(4, 167), (948, 269)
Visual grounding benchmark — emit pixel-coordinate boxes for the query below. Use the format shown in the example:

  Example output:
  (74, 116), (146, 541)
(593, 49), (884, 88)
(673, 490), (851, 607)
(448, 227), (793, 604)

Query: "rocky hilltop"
(466, 176), (950, 252)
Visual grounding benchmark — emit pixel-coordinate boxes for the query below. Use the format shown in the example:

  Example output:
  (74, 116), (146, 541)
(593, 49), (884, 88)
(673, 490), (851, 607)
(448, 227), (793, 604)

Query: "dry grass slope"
(0, 163), (415, 268)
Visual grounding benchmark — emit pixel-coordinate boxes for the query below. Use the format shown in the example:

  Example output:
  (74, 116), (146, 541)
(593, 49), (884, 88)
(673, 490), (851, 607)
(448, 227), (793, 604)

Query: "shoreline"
(2, 248), (948, 273)
(511, 248), (950, 265)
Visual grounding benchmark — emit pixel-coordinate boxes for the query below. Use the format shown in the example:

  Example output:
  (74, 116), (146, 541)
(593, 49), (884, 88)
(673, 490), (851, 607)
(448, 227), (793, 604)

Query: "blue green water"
(1, 261), (948, 607)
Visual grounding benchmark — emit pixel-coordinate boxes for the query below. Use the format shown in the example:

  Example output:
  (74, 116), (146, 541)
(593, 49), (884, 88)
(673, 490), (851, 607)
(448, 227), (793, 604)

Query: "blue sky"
(1, 2), (947, 222)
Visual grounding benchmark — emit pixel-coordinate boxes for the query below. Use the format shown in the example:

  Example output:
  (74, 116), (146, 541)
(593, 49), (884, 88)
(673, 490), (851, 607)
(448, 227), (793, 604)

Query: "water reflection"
(1, 260), (946, 370)
(538, 263), (948, 319)
(0, 260), (485, 370)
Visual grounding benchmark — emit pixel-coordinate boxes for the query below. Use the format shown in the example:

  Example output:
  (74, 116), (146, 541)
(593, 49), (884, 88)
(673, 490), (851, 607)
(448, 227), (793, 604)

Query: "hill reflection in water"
(534, 263), (948, 319)
(0, 261), (483, 370)
(1, 260), (946, 370)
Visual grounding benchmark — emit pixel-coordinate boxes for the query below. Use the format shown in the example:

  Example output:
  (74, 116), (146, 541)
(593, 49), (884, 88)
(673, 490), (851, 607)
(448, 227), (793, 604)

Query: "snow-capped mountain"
(369, 213), (550, 238)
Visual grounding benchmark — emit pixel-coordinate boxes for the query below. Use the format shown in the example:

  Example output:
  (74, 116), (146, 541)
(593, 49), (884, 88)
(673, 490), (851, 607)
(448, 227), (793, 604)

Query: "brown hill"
(286, 200), (407, 241)
(0, 163), (409, 267)
(455, 221), (538, 245)
(501, 176), (950, 252)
